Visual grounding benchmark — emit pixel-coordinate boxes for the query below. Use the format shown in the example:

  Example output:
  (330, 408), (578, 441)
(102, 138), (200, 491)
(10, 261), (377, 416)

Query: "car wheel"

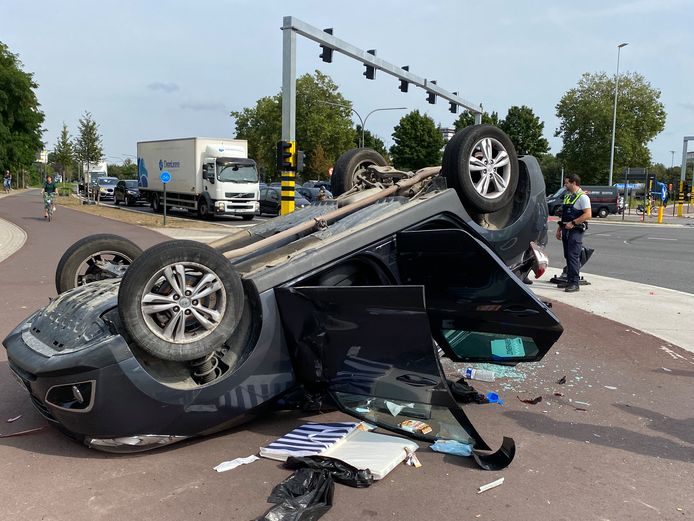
(114, 196), (120, 206)
(331, 148), (388, 197)
(442, 125), (519, 213)
(55, 234), (143, 293)
(118, 240), (244, 362)
(127, 196), (135, 206)
(151, 194), (163, 213)
(597, 207), (609, 218)
(198, 199), (210, 219)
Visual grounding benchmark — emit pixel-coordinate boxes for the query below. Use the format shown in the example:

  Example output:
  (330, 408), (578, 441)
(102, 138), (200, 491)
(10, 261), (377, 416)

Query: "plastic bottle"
(462, 367), (496, 382)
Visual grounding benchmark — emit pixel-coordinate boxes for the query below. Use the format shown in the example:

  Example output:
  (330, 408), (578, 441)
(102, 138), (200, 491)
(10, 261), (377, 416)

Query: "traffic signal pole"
(281, 24), (297, 215)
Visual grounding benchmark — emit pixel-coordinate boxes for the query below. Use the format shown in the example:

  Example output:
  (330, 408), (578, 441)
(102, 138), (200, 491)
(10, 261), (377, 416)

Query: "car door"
(115, 181), (124, 203)
(274, 226), (562, 469)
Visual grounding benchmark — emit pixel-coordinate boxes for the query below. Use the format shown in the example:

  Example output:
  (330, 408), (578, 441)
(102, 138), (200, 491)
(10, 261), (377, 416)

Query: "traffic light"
(277, 140), (295, 171)
(399, 66), (409, 92)
(363, 49), (376, 80)
(426, 80), (437, 104)
(319, 28), (333, 62)
(449, 92), (458, 113)
(296, 151), (305, 173)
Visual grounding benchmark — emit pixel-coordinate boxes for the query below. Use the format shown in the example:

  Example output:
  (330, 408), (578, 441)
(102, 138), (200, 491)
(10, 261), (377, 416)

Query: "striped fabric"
(260, 422), (359, 461)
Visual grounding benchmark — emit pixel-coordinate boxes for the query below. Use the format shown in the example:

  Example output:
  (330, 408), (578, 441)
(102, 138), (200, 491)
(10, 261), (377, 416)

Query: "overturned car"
(3, 126), (561, 468)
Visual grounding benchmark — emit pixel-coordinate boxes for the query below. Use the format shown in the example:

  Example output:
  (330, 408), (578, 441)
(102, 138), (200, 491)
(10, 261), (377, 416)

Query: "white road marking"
(646, 237), (677, 241)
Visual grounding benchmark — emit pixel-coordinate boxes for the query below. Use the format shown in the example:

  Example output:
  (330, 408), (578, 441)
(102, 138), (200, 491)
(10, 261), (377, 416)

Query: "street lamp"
(317, 101), (406, 147)
(608, 42), (628, 187)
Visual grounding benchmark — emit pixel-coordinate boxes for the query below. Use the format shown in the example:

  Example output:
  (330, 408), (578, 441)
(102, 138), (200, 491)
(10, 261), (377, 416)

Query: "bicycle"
(635, 204), (657, 216)
(44, 193), (56, 222)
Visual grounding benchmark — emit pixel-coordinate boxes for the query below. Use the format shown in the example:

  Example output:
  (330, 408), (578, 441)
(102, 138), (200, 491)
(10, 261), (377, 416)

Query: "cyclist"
(42, 175), (57, 219)
(3, 170), (11, 194)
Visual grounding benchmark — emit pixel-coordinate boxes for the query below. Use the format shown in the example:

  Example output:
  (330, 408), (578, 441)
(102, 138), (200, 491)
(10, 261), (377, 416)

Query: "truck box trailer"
(137, 137), (259, 220)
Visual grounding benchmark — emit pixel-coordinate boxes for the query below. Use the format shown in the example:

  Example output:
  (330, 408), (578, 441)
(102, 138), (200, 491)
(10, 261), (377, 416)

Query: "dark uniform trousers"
(561, 191), (586, 285)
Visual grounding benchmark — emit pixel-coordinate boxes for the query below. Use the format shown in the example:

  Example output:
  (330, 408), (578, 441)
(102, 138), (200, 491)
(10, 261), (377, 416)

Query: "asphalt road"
(544, 219), (694, 293)
(1, 192), (693, 521)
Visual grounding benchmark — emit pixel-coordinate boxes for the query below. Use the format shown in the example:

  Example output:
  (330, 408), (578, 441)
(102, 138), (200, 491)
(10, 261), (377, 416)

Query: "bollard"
(657, 205), (664, 224)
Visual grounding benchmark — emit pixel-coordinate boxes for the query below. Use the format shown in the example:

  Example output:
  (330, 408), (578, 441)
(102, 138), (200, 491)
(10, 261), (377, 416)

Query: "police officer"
(555, 174), (591, 292)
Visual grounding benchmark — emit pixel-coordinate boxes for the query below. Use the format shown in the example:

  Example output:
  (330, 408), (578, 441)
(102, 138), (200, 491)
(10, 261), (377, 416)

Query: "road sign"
(160, 171), (171, 184)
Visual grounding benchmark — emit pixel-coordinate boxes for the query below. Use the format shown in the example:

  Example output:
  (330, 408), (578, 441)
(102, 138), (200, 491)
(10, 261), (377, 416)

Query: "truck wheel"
(118, 240), (244, 362)
(241, 215), (254, 221)
(442, 125), (519, 213)
(55, 234), (143, 293)
(331, 148), (388, 197)
(197, 199), (210, 219)
(151, 194), (163, 213)
(597, 207), (609, 218)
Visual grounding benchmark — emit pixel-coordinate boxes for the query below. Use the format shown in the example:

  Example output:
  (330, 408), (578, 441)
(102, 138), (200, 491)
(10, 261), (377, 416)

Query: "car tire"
(198, 199), (210, 219)
(331, 148), (388, 197)
(114, 197), (120, 206)
(151, 194), (163, 213)
(442, 125), (519, 213)
(597, 207), (609, 218)
(55, 234), (143, 293)
(118, 240), (245, 362)
(127, 196), (135, 207)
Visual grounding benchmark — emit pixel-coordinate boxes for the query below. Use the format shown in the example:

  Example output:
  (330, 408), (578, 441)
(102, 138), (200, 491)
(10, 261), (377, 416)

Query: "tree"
(231, 70), (356, 181)
(0, 41), (45, 174)
(107, 158), (137, 179)
(537, 153), (564, 194)
(452, 109), (500, 132)
(306, 143), (332, 180)
(74, 111), (104, 184)
(52, 123), (74, 180)
(499, 105), (550, 156)
(390, 110), (444, 170)
(555, 72), (666, 184)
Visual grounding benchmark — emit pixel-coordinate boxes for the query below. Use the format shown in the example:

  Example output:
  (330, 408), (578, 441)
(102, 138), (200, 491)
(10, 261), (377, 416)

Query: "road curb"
(0, 215), (28, 263)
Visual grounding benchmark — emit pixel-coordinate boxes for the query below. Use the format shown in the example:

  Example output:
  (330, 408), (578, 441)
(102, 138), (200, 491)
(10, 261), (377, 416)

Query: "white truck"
(137, 137), (259, 220)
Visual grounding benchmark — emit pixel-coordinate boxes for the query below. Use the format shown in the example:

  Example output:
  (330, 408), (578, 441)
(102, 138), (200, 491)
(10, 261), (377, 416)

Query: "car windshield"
(99, 178), (118, 186)
(218, 163), (259, 183)
(552, 187), (566, 197)
(125, 180), (138, 188)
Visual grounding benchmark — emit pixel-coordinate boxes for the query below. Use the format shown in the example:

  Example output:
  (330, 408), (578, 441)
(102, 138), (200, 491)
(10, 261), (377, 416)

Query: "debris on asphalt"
(447, 378), (487, 404)
(661, 367), (672, 372)
(574, 401), (590, 406)
(477, 477), (504, 494)
(213, 455), (260, 473)
(399, 419), (433, 435)
(6, 414), (22, 423)
(553, 392), (564, 397)
(604, 386), (618, 390)
(404, 447), (422, 467)
(257, 468), (334, 521)
(517, 395), (542, 405)
(430, 439), (473, 457)
(485, 392), (504, 405)
(0, 426), (47, 438)
(283, 456), (374, 488)
(574, 408), (587, 412)
(556, 376), (567, 384)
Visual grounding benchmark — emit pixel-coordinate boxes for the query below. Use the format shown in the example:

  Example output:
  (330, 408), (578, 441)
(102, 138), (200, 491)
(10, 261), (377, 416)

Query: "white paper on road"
(213, 455), (260, 472)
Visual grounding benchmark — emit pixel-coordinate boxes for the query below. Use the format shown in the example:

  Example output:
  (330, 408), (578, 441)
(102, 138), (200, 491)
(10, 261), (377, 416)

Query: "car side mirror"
(202, 164), (215, 183)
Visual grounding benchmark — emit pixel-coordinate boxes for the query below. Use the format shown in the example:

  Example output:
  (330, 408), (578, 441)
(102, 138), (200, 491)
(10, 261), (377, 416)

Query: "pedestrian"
(555, 173), (591, 292)
(3, 169), (11, 194)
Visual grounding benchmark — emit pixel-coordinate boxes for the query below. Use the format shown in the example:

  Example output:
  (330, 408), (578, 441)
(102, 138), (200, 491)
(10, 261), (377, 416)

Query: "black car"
(258, 186), (311, 215)
(114, 179), (147, 206)
(547, 185), (620, 218)
(3, 125), (560, 468)
(296, 186), (332, 202)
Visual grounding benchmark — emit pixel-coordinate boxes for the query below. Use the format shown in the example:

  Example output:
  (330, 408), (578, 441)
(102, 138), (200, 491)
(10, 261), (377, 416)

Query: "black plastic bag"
(447, 378), (487, 404)
(256, 468), (334, 521)
(284, 455), (374, 488)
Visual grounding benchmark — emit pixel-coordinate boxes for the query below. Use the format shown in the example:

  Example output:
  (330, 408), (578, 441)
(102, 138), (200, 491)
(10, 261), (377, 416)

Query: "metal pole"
(281, 19), (297, 215)
(362, 107), (407, 148)
(163, 183), (167, 226)
(608, 43), (628, 187)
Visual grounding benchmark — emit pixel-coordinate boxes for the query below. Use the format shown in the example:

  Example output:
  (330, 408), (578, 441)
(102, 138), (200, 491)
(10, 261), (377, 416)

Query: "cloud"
(179, 101), (226, 111)
(147, 82), (180, 93)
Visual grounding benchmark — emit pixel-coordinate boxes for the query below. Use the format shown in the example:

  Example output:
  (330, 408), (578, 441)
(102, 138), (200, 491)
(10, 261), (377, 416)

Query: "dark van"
(547, 185), (619, 218)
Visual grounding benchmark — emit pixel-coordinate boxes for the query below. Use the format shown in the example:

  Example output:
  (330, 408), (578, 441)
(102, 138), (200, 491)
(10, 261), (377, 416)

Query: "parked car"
(303, 180), (332, 191)
(95, 176), (119, 201)
(547, 185), (620, 218)
(3, 125), (559, 469)
(258, 186), (311, 215)
(114, 179), (147, 206)
(297, 185), (332, 202)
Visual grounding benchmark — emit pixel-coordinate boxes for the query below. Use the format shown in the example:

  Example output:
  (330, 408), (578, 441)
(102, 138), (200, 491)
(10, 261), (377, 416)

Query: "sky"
(2, 0), (693, 169)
